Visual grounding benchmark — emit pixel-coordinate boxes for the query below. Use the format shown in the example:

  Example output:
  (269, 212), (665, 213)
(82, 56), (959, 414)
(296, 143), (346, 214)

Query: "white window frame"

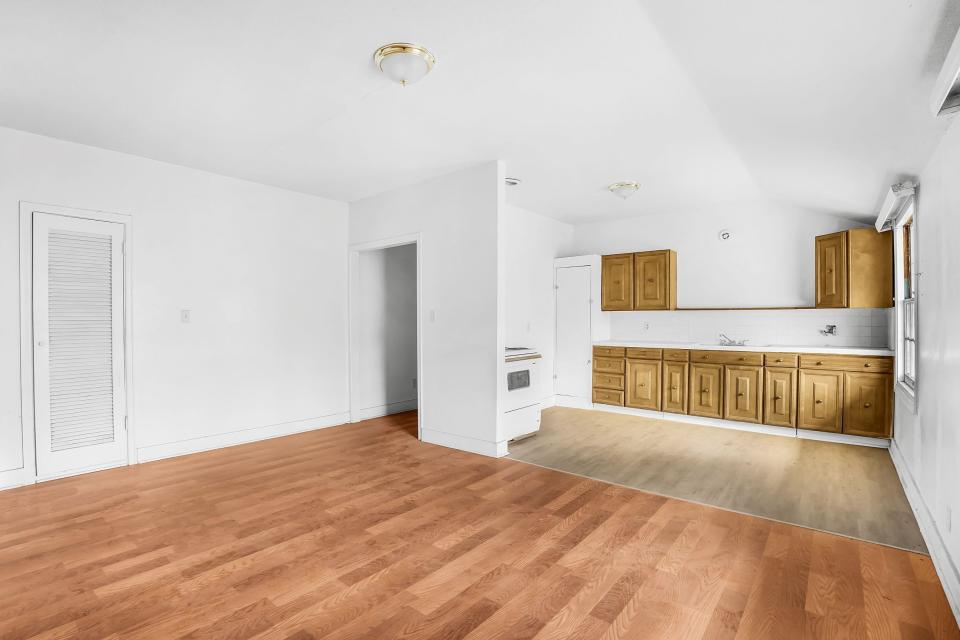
(893, 197), (918, 412)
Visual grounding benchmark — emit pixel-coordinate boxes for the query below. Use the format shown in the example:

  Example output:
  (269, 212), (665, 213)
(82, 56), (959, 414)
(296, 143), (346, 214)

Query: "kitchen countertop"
(594, 340), (894, 357)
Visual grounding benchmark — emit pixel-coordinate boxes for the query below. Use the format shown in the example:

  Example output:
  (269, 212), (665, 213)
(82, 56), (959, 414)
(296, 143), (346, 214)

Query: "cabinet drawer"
(663, 349), (689, 362)
(593, 357), (625, 374)
(691, 350), (763, 366)
(799, 354), (893, 373)
(764, 353), (799, 367)
(593, 345), (626, 358)
(593, 388), (624, 406)
(593, 372), (624, 391)
(626, 347), (662, 360)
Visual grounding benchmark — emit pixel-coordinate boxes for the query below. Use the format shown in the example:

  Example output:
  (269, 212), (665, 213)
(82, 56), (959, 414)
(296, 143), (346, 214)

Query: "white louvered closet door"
(33, 212), (127, 479)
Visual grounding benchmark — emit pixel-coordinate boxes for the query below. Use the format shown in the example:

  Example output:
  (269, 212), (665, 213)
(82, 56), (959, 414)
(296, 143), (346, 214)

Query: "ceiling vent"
(932, 26), (960, 116)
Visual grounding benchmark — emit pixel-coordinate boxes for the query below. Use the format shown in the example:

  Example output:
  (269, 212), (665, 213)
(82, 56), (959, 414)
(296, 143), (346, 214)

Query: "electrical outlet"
(180, 309), (191, 323)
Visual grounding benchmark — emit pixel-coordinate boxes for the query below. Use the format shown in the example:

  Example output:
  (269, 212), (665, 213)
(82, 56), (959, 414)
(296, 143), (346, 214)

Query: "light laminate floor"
(509, 407), (926, 552)
(1, 411), (955, 639)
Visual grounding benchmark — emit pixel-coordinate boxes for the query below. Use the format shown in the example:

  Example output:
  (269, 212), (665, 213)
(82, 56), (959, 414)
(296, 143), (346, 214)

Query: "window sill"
(894, 381), (918, 415)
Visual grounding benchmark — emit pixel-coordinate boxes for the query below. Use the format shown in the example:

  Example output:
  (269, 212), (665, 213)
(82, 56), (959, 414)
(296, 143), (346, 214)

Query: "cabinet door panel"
(798, 370), (843, 432)
(689, 364), (723, 419)
(634, 252), (667, 310)
(724, 365), (763, 423)
(626, 360), (661, 410)
(816, 232), (848, 308)
(764, 367), (797, 428)
(843, 373), (892, 437)
(601, 254), (634, 311)
(662, 362), (688, 414)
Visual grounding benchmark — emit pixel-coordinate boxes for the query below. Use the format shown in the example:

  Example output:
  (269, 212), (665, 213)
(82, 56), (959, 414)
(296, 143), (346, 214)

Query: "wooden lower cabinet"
(689, 363), (723, 419)
(843, 372), (892, 437)
(764, 367), (797, 427)
(798, 370), (843, 433)
(724, 365), (762, 424)
(626, 359), (661, 410)
(662, 361), (688, 414)
(592, 388), (624, 406)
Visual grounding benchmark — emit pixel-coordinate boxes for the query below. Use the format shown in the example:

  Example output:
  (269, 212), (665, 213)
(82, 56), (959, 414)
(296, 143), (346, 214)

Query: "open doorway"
(348, 235), (421, 439)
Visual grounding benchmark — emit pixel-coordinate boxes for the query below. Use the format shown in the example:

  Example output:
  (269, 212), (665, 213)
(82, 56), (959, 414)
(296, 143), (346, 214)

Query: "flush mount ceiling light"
(505, 177), (522, 186)
(373, 43), (436, 86)
(608, 181), (640, 199)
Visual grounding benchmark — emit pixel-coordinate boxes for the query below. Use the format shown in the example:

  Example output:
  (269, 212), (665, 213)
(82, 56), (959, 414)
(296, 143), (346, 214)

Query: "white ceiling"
(1, 0), (957, 223)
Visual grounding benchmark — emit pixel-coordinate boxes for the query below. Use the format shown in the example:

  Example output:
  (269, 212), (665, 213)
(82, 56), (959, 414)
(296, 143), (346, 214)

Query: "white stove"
(503, 347), (542, 441)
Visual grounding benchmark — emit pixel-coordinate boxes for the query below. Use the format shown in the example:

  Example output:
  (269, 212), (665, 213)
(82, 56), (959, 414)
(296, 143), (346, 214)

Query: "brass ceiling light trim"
(373, 43), (437, 86)
(608, 181), (640, 199)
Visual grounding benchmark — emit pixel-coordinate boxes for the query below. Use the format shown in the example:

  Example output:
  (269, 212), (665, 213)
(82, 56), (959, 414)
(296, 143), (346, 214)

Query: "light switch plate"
(181, 309), (191, 323)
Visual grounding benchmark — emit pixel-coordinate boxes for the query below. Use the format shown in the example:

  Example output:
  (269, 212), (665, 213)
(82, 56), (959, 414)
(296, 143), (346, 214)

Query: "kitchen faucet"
(718, 333), (748, 346)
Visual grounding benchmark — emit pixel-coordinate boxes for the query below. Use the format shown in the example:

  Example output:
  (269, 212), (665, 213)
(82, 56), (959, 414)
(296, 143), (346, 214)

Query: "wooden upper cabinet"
(601, 254), (634, 311)
(815, 229), (892, 309)
(625, 359), (661, 411)
(843, 372), (892, 438)
(816, 232), (847, 308)
(724, 365), (762, 424)
(634, 250), (677, 310)
(847, 229), (893, 308)
(764, 367), (797, 428)
(662, 361), (688, 414)
(689, 363), (723, 419)
(798, 370), (843, 432)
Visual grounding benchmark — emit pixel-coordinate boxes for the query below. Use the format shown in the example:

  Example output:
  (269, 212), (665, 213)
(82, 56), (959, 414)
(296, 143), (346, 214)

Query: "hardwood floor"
(510, 407), (925, 552)
(1, 411), (956, 639)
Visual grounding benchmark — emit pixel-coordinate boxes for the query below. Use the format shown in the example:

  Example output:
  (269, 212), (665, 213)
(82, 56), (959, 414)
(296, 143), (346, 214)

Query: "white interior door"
(33, 212), (127, 479)
(555, 265), (592, 399)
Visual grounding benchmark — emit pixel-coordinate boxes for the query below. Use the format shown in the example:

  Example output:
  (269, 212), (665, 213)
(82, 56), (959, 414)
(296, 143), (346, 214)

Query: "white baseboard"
(351, 399), (418, 422)
(540, 395), (557, 409)
(421, 428), (507, 458)
(136, 412), (351, 463)
(889, 440), (960, 627)
(584, 404), (889, 448)
(0, 467), (28, 491)
(554, 395), (592, 409)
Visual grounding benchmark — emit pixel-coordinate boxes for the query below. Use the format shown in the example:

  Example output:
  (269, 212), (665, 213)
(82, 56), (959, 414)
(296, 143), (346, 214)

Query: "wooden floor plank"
(0, 411), (955, 640)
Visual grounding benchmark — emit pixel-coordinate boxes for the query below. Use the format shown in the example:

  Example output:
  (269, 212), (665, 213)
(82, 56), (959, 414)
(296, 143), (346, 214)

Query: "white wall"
(607, 308), (891, 349)
(0, 126), (349, 480)
(353, 243), (417, 418)
(891, 115), (960, 623)
(349, 162), (505, 457)
(501, 205), (574, 404)
(572, 202), (866, 308)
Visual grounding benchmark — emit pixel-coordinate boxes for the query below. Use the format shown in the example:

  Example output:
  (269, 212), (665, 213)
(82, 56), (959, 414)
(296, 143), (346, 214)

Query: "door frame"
(347, 233), (422, 440)
(15, 201), (135, 486)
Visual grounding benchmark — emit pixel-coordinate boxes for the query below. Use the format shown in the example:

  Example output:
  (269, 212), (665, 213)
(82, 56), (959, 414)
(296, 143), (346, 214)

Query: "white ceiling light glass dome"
(374, 43), (437, 86)
(608, 181), (640, 199)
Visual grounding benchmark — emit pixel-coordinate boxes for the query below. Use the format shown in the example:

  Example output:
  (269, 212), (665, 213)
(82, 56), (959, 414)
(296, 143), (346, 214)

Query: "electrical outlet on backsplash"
(608, 308), (892, 348)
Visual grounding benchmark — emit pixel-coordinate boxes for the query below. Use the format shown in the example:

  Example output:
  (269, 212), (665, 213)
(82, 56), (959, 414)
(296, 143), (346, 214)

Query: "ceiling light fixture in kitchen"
(608, 181), (640, 199)
(374, 43), (436, 86)
(505, 177), (522, 186)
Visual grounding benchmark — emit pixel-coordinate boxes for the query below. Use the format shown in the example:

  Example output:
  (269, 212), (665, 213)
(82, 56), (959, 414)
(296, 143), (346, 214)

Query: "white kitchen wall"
(353, 243), (418, 419)
(349, 162), (505, 457)
(891, 114), (960, 622)
(572, 202), (868, 308)
(609, 308), (891, 349)
(501, 205), (575, 404)
(0, 127), (349, 481)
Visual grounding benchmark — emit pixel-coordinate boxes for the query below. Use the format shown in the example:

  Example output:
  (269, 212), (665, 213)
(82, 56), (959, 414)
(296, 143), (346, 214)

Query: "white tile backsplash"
(608, 308), (892, 349)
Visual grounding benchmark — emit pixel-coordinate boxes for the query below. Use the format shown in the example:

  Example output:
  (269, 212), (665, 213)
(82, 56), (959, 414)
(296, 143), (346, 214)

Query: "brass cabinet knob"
(647, 278), (655, 283)
(701, 388), (709, 393)
(816, 361), (823, 366)
(775, 358), (783, 363)
(774, 395), (783, 400)
(737, 392), (745, 397)
(864, 363), (871, 367)
(671, 386), (678, 390)
(738, 357), (745, 361)
(864, 402), (872, 408)
(639, 383), (645, 387)
(815, 399), (823, 404)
